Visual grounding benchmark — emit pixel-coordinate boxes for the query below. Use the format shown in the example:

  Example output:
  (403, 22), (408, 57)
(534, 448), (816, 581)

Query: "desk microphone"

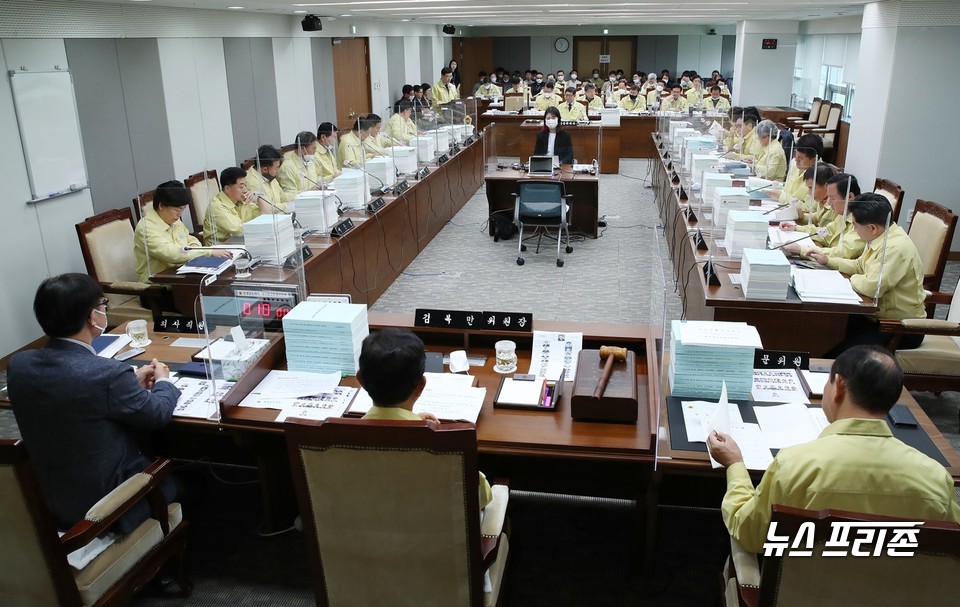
(182, 245), (252, 261)
(770, 232), (814, 250)
(762, 202), (791, 215)
(746, 183), (775, 195)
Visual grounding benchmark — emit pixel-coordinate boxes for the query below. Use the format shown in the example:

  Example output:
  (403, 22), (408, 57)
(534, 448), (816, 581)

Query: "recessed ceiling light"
(227, 6), (245, 9)
(130, 0), (152, 2)
(401, 18), (410, 21)
(295, 10), (307, 13)
(341, 14), (351, 16)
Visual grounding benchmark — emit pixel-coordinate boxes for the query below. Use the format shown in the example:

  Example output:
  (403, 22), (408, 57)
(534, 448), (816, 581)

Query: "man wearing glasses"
(7, 273), (184, 535)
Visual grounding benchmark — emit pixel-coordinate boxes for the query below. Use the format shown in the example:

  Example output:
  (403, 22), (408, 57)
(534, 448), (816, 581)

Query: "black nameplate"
(394, 180), (409, 194)
(330, 218), (355, 237)
(481, 311), (534, 332)
(451, 143), (461, 154)
(366, 197), (385, 213)
(414, 309), (485, 330)
(464, 135), (475, 145)
(154, 316), (208, 334)
(754, 350), (809, 370)
(417, 167), (431, 179)
(437, 153), (449, 165)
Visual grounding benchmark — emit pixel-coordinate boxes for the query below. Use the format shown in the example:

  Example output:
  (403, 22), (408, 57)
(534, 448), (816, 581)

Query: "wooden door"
(332, 37), (372, 131)
(574, 36), (636, 78)
(453, 37), (493, 96)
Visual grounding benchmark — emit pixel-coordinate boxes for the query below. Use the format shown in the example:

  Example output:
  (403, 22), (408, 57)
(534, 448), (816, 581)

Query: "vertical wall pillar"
(731, 20), (798, 106)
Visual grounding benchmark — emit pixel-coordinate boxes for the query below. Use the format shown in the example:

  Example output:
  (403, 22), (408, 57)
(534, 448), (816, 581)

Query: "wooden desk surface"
(485, 166), (600, 238)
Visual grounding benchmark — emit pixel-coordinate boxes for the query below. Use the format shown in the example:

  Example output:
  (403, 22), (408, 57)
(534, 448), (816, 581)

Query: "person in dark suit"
(533, 106), (574, 165)
(7, 273), (182, 534)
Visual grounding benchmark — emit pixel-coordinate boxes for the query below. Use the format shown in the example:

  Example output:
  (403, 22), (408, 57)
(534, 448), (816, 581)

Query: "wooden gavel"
(593, 345), (628, 399)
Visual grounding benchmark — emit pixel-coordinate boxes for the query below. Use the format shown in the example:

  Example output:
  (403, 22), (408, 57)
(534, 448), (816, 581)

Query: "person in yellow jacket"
(362, 114), (390, 159)
(277, 131), (321, 198)
(660, 85), (689, 112)
(475, 76), (502, 98)
(779, 165), (836, 235)
(134, 180), (230, 283)
(533, 82), (561, 112)
(811, 194), (928, 352)
(203, 166), (269, 245)
(558, 87), (587, 121)
(313, 122), (341, 185)
(338, 118), (370, 169)
(384, 101), (418, 145)
(685, 76), (705, 107)
(579, 82), (603, 111)
(703, 86), (731, 112)
(618, 83), (647, 113)
(747, 120), (787, 181)
(771, 133), (824, 223)
(729, 114), (762, 161)
(246, 144), (290, 211)
(783, 172), (860, 257)
(432, 67), (459, 110)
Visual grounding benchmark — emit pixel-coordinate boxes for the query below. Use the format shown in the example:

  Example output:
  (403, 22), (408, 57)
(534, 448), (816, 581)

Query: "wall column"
(731, 20), (798, 106)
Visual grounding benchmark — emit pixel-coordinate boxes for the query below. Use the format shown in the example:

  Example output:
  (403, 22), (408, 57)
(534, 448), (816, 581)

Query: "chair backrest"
(503, 93), (524, 112)
(76, 207), (139, 285)
(184, 169), (219, 234)
(814, 101), (831, 127)
(874, 178), (905, 222)
(807, 98), (823, 122)
(280, 143), (299, 155)
(907, 199), (958, 290)
(517, 180), (566, 219)
(759, 505), (960, 607)
(239, 156), (257, 171)
(285, 418), (486, 607)
(131, 189), (155, 221)
(820, 103), (843, 146)
(0, 439), (84, 606)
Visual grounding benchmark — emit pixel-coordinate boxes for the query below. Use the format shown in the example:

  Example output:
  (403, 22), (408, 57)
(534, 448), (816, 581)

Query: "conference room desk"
(485, 166), (600, 238)
(480, 117), (619, 174)
(152, 136), (485, 315)
(756, 105), (809, 125)
(651, 134), (877, 356)
(478, 112), (658, 160)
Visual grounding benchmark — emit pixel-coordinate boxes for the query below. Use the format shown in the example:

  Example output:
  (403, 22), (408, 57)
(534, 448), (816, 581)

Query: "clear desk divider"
(483, 121), (498, 174)
(654, 203), (670, 471)
(413, 108), (439, 166)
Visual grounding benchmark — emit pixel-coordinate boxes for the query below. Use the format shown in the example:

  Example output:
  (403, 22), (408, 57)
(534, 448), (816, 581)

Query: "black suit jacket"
(8, 339), (181, 533)
(533, 130), (574, 165)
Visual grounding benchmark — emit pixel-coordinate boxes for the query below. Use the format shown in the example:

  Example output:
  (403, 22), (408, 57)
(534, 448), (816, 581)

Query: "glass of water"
(126, 319), (150, 347)
(234, 256), (251, 279)
(494, 340), (518, 374)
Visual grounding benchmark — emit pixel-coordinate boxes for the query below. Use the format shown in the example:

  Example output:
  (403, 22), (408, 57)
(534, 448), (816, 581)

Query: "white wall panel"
(368, 36), (391, 118)
(403, 36), (421, 85)
(273, 38), (317, 144)
(733, 22), (798, 106)
(157, 38), (235, 177)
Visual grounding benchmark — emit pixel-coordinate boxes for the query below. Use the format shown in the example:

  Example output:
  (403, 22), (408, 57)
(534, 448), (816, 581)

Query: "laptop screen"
(528, 156), (554, 176)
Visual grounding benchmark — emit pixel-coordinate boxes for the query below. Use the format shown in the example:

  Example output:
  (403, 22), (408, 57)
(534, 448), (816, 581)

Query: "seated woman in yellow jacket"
(747, 120), (787, 182)
(770, 133), (824, 224)
(384, 101), (418, 145)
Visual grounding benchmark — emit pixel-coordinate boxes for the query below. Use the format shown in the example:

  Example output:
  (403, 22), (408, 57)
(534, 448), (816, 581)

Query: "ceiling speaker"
(442, 24), (455, 35)
(301, 15), (323, 32)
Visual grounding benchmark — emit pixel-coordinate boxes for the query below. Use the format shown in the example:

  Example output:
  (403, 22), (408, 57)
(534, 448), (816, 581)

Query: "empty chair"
(183, 169), (220, 237)
(503, 92), (524, 112)
(874, 178), (905, 222)
(0, 439), (191, 606)
(131, 189), (155, 222)
(907, 199), (957, 293)
(513, 180), (574, 267)
(786, 97), (822, 126)
(798, 103), (843, 160)
(284, 417), (510, 607)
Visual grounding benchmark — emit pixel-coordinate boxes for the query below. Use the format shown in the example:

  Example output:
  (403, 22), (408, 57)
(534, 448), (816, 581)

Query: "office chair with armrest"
(76, 208), (166, 326)
(183, 169), (219, 238)
(873, 178), (905, 222)
(786, 98), (822, 126)
(791, 101), (830, 137)
(723, 505), (960, 607)
(881, 279), (960, 393)
(503, 92), (524, 112)
(284, 418), (510, 607)
(131, 189), (155, 222)
(0, 439), (191, 606)
(800, 103), (843, 161)
(513, 180), (574, 268)
(907, 199), (957, 317)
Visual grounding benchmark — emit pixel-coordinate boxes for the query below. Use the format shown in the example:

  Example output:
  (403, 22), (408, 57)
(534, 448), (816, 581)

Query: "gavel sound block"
(570, 347), (639, 423)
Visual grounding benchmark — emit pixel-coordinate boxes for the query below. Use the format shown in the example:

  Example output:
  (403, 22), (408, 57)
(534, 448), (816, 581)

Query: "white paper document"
(528, 331), (583, 381)
(497, 378), (546, 407)
(275, 386), (357, 423)
(800, 370), (830, 396)
(726, 423), (775, 471)
(752, 369), (810, 403)
(347, 387), (375, 416)
(681, 399), (745, 443)
(171, 337), (207, 349)
(677, 321), (763, 349)
(172, 376), (235, 419)
(752, 402), (823, 450)
(414, 386), (487, 423)
(808, 407), (830, 432)
(97, 335), (132, 359)
(791, 268), (862, 304)
(251, 370), (342, 399)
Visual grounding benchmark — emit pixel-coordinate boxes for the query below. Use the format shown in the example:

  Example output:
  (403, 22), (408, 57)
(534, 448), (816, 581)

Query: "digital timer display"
(762, 38), (778, 50)
(241, 301), (291, 320)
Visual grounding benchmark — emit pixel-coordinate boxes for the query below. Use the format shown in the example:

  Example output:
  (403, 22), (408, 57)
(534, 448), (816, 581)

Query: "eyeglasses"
(98, 297), (109, 311)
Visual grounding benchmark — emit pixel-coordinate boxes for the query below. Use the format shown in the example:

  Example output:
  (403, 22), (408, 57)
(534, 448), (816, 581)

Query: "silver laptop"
(527, 155), (555, 177)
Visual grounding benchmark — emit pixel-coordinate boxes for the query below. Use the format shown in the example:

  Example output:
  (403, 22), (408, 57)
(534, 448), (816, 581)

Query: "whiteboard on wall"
(9, 70), (88, 202)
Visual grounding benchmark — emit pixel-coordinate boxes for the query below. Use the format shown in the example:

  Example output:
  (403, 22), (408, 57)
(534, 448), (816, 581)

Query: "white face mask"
(543, 92), (552, 98)
(92, 308), (108, 337)
(592, 73), (599, 78)
(536, 78), (543, 83)
(545, 118), (559, 129)
(655, 85), (663, 92)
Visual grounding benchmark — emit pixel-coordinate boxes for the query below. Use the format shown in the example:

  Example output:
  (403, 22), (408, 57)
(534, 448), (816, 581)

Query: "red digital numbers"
(257, 302), (271, 317)
(242, 302), (253, 316)
(276, 307), (290, 319)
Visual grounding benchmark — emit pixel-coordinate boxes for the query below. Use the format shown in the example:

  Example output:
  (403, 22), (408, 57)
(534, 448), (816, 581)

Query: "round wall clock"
(554, 37), (570, 53)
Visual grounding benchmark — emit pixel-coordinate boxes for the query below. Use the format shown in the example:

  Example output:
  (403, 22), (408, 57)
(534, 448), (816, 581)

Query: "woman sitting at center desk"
(533, 107), (574, 165)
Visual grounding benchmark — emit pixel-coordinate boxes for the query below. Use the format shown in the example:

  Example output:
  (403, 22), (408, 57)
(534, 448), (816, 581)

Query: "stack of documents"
(390, 145), (417, 175)
(422, 128), (451, 153)
(348, 373), (485, 423)
(725, 211), (770, 257)
(683, 137), (718, 171)
(282, 301), (369, 375)
(692, 152), (721, 186)
(667, 120), (691, 142)
(365, 156), (396, 191)
(294, 191), (339, 233)
(411, 136), (437, 163)
(712, 187), (751, 227)
(767, 226), (798, 248)
(791, 268), (862, 303)
(740, 248), (791, 300)
(668, 320), (762, 400)
(242, 214), (296, 265)
(176, 256), (233, 276)
(333, 169), (368, 210)
(439, 125), (460, 144)
(701, 172), (733, 204)
(671, 128), (698, 155)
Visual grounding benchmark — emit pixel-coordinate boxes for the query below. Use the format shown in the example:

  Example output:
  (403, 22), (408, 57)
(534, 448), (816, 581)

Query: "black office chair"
(513, 180), (573, 267)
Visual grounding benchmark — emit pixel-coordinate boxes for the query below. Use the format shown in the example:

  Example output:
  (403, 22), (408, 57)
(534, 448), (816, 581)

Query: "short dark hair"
(420, 83), (431, 91)
(710, 85), (721, 92)
(401, 84), (413, 95)
(795, 134), (824, 160)
(583, 82), (596, 91)
(543, 81), (554, 90)
(256, 144), (282, 166)
(544, 106), (561, 122)
(848, 193), (893, 226)
(33, 273), (103, 338)
(803, 164), (836, 185)
(510, 76), (521, 85)
(358, 329), (426, 406)
(565, 86), (576, 95)
(742, 106), (762, 122)
(398, 100), (414, 112)
(742, 114), (758, 126)
(628, 83), (639, 92)
(362, 113), (382, 129)
(413, 84), (422, 93)
(671, 84), (682, 91)
(478, 71), (487, 77)
(317, 122), (338, 138)
(440, 67), (452, 76)
(295, 131), (317, 147)
(830, 345), (903, 414)
(153, 180), (191, 210)
(827, 173), (861, 197)
(219, 167), (246, 188)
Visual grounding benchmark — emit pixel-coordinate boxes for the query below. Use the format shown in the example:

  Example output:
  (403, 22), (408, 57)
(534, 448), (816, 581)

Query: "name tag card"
(481, 311), (534, 332)
(754, 349), (809, 370)
(414, 309), (533, 332)
(154, 316), (208, 334)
